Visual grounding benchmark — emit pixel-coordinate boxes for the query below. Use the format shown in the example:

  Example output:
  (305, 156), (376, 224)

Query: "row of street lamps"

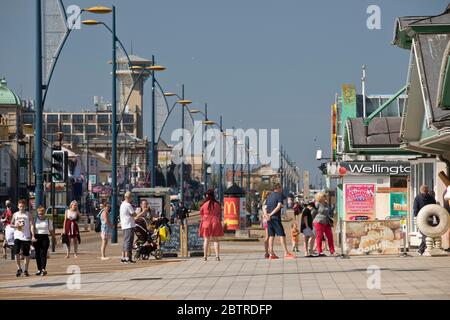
(34, 4), (299, 244)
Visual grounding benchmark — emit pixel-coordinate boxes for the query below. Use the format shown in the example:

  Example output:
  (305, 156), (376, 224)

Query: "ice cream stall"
(330, 161), (410, 255)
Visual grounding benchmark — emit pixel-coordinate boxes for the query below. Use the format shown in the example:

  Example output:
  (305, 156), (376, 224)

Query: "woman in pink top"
(199, 189), (224, 261)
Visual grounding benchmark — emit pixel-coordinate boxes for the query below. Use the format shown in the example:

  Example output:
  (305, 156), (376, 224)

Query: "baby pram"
(133, 216), (169, 260)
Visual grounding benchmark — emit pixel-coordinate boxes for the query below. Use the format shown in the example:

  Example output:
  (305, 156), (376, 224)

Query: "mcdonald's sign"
(224, 197), (240, 231)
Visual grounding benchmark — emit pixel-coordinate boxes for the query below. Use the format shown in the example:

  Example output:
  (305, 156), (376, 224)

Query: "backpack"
(94, 210), (102, 233)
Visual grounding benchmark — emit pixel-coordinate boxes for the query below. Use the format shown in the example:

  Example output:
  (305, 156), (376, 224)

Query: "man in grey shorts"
(120, 191), (145, 263)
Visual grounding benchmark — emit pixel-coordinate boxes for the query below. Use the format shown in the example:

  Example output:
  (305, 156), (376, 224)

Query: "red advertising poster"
(224, 197), (240, 231)
(345, 184), (375, 220)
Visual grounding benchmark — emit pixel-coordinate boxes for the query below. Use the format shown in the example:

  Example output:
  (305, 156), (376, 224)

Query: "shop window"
(390, 176), (407, 188)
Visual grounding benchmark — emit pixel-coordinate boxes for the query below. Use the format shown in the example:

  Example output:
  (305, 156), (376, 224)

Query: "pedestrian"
(413, 185), (437, 255)
(99, 202), (113, 260)
(11, 199), (35, 277)
(264, 183), (295, 259)
(33, 205), (54, 276)
(176, 201), (189, 228)
(62, 200), (80, 258)
(120, 191), (145, 263)
(312, 192), (336, 257)
(301, 202), (315, 257)
(293, 201), (302, 219)
(199, 189), (223, 261)
(1, 200), (13, 259)
(291, 222), (300, 252)
(139, 199), (151, 220)
(261, 190), (271, 258)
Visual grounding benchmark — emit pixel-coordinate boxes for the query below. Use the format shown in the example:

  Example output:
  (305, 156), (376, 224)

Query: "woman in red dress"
(199, 189), (224, 261)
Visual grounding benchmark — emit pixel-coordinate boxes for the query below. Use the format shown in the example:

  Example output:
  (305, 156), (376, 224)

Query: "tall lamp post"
(189, 104), (212, 191)
(203, 103), (208, 191)
(246, 138), (251, 193)
(82, 5), (118, 242)
(232, 135), (237, 185)
(219, 116), (224, 204)
(35, 0), (43, 208)
(82, 5), (152, 243)
(202, 119), (217, 191)
(110, 5), (118, 243)
(175, 86), (192, 203)
(149, 57), (167, 187)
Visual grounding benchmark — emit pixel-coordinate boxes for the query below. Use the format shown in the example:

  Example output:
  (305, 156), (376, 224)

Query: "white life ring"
(417, 204), (449, 238)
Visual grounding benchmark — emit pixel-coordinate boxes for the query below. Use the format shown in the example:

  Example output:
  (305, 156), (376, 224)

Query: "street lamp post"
(232, 135), (237, 185)
(145, 59), (166, 187)
(151, 55), (156, 188)
(35, 0), (43, 208)
(81, 5), (132, 243)
(279, 145), (283, 195)
(203, 103), (208, 191)
(110, 5), (118, 243)
(246, 138), (250, 193)
(84, 132), (90, 215)
(240, 142), (244, 188)
(176, 85), (192, 203)
(219, 116), (223, 204)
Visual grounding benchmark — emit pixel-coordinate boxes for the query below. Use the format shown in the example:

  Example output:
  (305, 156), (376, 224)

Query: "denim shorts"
(267, 218), (286, 237)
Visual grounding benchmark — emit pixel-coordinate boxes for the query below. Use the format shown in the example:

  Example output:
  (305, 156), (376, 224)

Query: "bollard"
(337, 219), (350, 259)
(399, 216), (411, 257)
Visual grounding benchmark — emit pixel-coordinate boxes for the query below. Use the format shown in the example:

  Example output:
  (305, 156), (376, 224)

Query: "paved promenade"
(0, 210), (449, 300)
(1, 241), (449, 300)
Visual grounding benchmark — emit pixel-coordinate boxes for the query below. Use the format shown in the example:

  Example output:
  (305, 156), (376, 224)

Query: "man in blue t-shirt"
(264, 183), (295, 259)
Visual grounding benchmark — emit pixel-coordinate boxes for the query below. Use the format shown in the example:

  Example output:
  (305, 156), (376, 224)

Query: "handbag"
(302, 227), (314, 237)
(61, 233), (68, 245)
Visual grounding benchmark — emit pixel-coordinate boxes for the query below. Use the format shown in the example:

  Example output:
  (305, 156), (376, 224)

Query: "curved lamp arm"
(42, 2), (81, 108)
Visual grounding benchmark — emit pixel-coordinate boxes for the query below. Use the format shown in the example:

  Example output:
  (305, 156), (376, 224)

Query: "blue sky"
(0, 0), (446, 183)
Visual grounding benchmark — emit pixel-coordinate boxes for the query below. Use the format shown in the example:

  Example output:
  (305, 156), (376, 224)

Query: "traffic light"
(51, 150), (68, 183)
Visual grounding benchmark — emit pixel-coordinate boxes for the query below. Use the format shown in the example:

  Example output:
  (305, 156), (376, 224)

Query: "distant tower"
(114, 54), (152, 139)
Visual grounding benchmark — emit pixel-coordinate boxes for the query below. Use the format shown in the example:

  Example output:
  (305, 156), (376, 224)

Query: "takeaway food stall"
(329, 161), (410, 255)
